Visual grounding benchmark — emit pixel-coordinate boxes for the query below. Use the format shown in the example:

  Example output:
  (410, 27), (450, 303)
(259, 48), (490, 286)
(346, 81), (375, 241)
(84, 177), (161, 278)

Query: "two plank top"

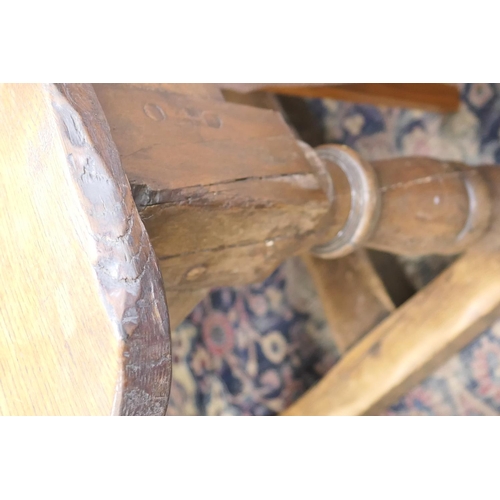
(0, 84), (171, 415)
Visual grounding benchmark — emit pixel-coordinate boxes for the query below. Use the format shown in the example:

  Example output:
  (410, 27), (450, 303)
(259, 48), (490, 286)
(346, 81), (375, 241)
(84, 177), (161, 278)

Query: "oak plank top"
(0, 84), (171, 415)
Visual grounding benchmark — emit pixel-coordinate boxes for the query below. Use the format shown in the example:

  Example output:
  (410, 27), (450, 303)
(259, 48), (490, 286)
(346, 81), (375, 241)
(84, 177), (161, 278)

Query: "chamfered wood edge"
(53, 84), (171, 415)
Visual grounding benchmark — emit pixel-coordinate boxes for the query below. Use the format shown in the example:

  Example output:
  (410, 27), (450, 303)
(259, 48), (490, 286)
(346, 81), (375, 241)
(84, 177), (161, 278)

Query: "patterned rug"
(167, 83), (500, 416)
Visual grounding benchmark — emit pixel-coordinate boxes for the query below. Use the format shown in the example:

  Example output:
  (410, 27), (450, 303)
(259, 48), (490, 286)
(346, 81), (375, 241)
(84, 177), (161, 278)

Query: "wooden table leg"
(283, 167), (500, 415)
(283, 243), (500, 416)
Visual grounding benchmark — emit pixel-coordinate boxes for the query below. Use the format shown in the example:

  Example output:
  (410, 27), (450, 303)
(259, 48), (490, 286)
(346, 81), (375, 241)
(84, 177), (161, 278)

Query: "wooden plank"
(0, 84), (171, 416)
(219, 84), (461, 113)
(302, 250), (395, 354)
(283, 244), (500, 416)
(93, 83), (310, 193)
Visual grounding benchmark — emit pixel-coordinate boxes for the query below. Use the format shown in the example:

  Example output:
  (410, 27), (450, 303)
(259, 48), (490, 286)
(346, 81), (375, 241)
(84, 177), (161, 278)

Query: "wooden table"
(2, 82), (499, 416)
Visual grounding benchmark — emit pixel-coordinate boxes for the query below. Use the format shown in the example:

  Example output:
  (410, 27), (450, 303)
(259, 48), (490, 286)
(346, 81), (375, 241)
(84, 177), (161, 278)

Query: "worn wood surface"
(93, 83), (309, 193)
(219, 84), (460, 113)
(283, 245), (500, 416)
(312, 147), (493, 259)
(367, 157), (492, 255)
(141, 171), (332, 290)
(302, 251), (395, 354)
(93, 84), (333, 292)
(283, 166), (500, 416)
(0, 84), (171, 416)
(93, 85), (481, 295)
(4, 82), (493, 416)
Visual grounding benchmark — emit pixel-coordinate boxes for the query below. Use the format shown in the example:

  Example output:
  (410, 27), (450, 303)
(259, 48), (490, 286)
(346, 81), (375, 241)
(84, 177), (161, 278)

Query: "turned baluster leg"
(310, 144), (492, 259)
(297, 143), (494, 354)
(283, 150), (500, 416)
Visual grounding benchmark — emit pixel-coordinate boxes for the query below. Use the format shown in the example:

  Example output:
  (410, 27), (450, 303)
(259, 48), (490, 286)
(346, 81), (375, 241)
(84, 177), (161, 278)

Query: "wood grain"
(94, 86), (481, 298)
(283, 166), (500, 416)
(367, 157), (492, 255)
(93, 84), (333, 291)
(0, 84), (171, 415)
(283, 245), (500, 416)
(141, 172), (331, 290)
(93, 84), (310, 193)
(311, 148), (493, 259)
